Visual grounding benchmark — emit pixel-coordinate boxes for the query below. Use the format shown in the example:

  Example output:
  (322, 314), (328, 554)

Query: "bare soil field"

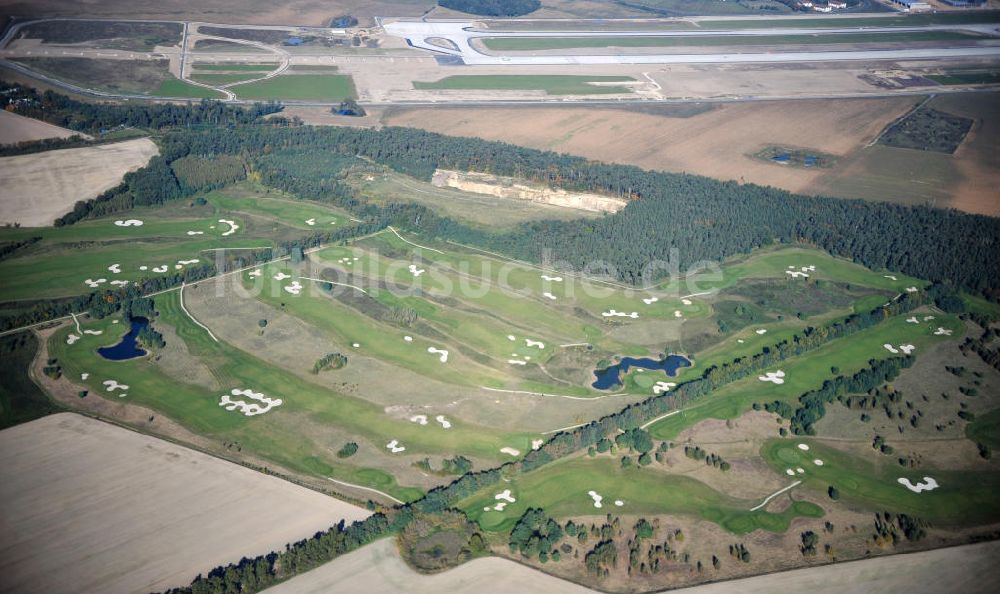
(382, 97), (915, 196)
(0, 413), (370, 594)
(0, 137), (157, 226)
(0, 109), (83, 144)
(263, 534), (1000, 594)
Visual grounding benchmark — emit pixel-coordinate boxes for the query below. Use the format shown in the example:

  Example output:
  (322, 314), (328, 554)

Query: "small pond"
(97, 317), (149, 361)
(592, 355), (692, 390)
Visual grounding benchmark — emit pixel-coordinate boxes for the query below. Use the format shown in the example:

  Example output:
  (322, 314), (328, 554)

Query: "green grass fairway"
(154, 78), (226, 99)
(230, 74), (356, 101)
(189, 73), (263, 86)
(761, 439), (1000, 526)
(413, 75), (636, 96)
(482, 31), (980, 51)
(648, 313), (964, 440)
(205, 185), (351, 229)
(458, 457), (823, 535)
(967, 408), (1000, 449)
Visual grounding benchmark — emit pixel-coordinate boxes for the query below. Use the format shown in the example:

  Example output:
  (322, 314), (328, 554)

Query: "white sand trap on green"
(409, 414), (428, 425)
(306, 218), (316, 226)
(813, 459), (824, 466)
(66, 334), (79, 345)
(80, 372), (89, 380)
(153, 265), (168, 273)
(84, 278), (107, 288)
(115, 219), (144, 227)
(935, 327), (953, 336)
(283, 281), (303, 295)
(386, 439), (405, 453)
(500, 447), (520, 456)
(110, 280), (128, 287)
(248, 269), (262, 277)
(218, 219), (239, 236)
(435, 415), (451, 429)
(898, 476), (938, 493)
(525, 339), (545, 349)
(884, 275), (898, 281)
(508, 359), (527, 365)
(542, 292), (557, 300)
(796, 467), (805, 474)
(541, 275), (563, 282)
(906, 316), (919, 323)
(798, 443), (810, 451)
(273, 272), (291, 281)
(756, 328), (768, 335)
(404, 335), (413, 342)
(587, 490), (604, 508)
(495, 489), (516, 504)
(682, 298), (693, 305)
(82, 330), (102, 335)
(219, 388), (282, 416)
(603, 309), (638, 318)
(532, 439), (544, 449)
(408, 264), (425, 277)
(102, 379), (129, 392)
(674, 310), (683, 318)
(906, 286), (918, 293)
(786, 468), (796, 476)
(758, 370), (785, 385)
(427, 347), (449, 362)
(653, 381), (675, 394)
(108, 263), (121, 273)
(187, 230), (204, 235)
(0, 414), (369, 594)
(643, 296), (659, 305)
(923, 316), (935, 321)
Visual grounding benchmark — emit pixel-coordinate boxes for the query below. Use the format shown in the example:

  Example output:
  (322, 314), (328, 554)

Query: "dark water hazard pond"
(592, 355), (692, 390)
(97, 317), (149, 361)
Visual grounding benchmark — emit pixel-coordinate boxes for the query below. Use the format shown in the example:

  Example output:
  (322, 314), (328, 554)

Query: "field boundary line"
(387, 226), (444, 254)
(326, 477), (403, 504)
(298, 276), (369, 295)
(750, 481), (802, 512)
(481, 386), (628, 401)
(640, 409), (681, 429)
(178, 283), (219, 342)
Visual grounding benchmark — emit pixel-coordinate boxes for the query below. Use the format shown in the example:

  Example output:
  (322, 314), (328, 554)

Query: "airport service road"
(383, 20), (1000, 66)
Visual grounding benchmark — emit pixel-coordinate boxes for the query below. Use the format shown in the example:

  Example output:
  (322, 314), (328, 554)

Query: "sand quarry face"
(0, 413), (369, 594)
(432, 169), (627, 214)
(0, 138), (158, 227)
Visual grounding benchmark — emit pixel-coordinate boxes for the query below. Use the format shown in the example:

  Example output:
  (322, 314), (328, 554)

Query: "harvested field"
(0, 413), (369, 594)
(0, 110), (84, 145)
(263, 536), (1000, 594)
(0, 138), (158, 227)
(381, 97), (916, 198)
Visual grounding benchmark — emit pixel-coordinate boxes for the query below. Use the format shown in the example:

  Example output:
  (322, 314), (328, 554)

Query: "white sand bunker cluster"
(427, 347), (449, 363)
(486, 489), (517, 512)
(102, 379), (129, 398)
(642, 296), (659, 305)
(114, 219), (143, 227)
(935, 327), (953, 336)
(175, 259), (200, 270)
(898, 476), (939, 493)
(756, 328), (768, 335)
(336, 256), (360, 265)
(682, 298), (693, 305)
(785, 264), (816, 278)
(108, 264), (121, 274)
(408, 264), (425, 277)
(758, 370), (786, 385)
(409, 414), (451, 429)
(66, 334), (80, 345)
(588, 490), (604, 508)
(186, 230), (203, 236)
(218, 219), (239, 236)
(283, 281), (303, 295)
(603, 309), (638, 319)
(883, 344), (916, 354)
(532, 439), (544, 450)
(653, 381), (676, 394)
(542, 292), (557, 300)
(247, 269), (262, 278)
(218, 388), (282, 416)
(541, 275), (562, 282)
(84, 278), (107, 288)
(906, 286), (918, 293)
(386, 439), (406, 453)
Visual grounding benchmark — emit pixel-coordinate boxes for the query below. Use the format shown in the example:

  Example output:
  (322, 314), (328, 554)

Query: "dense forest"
(438, 0), (541, 17)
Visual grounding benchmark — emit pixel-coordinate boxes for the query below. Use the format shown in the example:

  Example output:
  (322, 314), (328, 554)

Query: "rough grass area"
(189, 73), (263, 86)
(879, 107), (974, 154)
(481, 31), (978, 51)
(11, 57), (222, 98)
(927, 71), (1000, 86)
(18, 20), (182, 51)
(230, 74), (356, 101)
(414, 75), (636, 96)
(0, 332), (60, 429)
(192, 63), (278, 72)
(967, 408), (1000, 449)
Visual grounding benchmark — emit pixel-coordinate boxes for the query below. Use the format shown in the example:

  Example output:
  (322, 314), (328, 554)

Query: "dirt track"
(0, 413), (370, 594)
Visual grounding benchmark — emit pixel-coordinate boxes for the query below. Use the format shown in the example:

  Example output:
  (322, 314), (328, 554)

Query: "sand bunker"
(248, 269), (262, 278)
(273, 272), (291, 281)
(935, 327), (953, 336)
(110, 280), (128, 287)
(883, 344), (899, 354)
(177, 259), (200, 267)
(80, 372), (89, 380)
(924, 316), (935, 321)
(152, 265), (168, 273)
(103, 380), (129, 392)
(798, 443), (810, 451)
(898, 476), (938, 493)
(408, 264), (425, 277)
(786, 270), (809, 279)
(427, 347), (449, 363)
(66, 334), (80, 345)
(531, 439), (544, 450)
(409, 415), (428, 425)
(653, 381), (676, 394)
(541, 275), (562, 282)
(507, 335), (516, 341)
(305, 218), (316, 226)
(403, 336), (413, 342)
(218, 219), (238, 236)
(796, 467), (805, 474)
(386, 440), (405, 454)
(542, 292), (557, 300)
(674, 310), (682, 318)
(283, 281), (303, 295)
(737, 339), (745, 344)
(84, 278), (107, 288)
(758, 370), (786, 385)
(614, 500), (624, 507)
(500, 447), (520, 456)
(813, 459), (824, 466)
(786, 469), (796, 476)
(906, 316), (919, 324)
(139, 266), (148, 271)
(495, 489), (516, 504)
(108, 264), (121, 274)
(186, 231), (204, 236)
(352, 343), (360, 348)
(508, 359), (527, 366)
(682, 299), (693, 305)
(884, 275), (897, 281)
(219, 388), (282, 416)
(525, 339), (545, 349)
(899, 344), (915, 354)
(114, 219), (143, 227)
(435, 415), (452, 429)
(603, 309), (638, 319)
(642, 296), (659, 305)
(587, 490), (604, 508)
(905, 286), (918, 293)
(756, 329), (768, 335)
(82, 330), (102, 336)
